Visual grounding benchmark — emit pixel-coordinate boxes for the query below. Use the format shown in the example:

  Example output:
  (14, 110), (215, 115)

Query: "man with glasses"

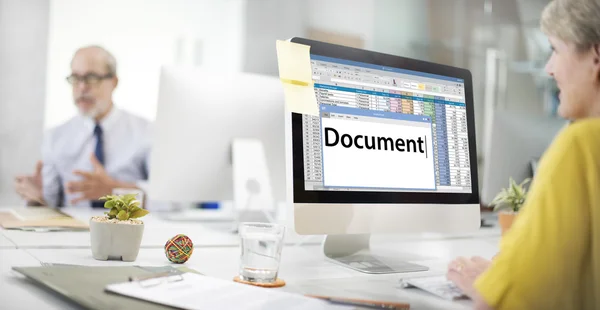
(14, 46), (151, 207)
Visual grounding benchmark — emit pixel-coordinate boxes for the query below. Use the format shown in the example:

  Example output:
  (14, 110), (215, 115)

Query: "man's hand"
(66, 154), (119, 204)
(14, 161), (45, 205)
(446, 256), (491, 299)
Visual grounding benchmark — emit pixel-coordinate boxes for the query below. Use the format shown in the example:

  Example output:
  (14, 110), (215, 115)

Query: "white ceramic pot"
(90, 218), (144, 262)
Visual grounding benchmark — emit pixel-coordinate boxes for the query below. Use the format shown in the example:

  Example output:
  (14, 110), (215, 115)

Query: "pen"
(128, 270), (180, 282)
(306, 294), (410, 309)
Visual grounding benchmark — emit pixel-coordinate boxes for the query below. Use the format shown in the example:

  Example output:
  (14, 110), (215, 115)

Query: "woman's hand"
(446, 256), (491, 299)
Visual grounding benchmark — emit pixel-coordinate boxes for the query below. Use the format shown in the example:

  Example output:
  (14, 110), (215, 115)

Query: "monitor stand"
(231, 138), (276, 231)
(158, 139), (277, 227)
(323, 234), (429, 274)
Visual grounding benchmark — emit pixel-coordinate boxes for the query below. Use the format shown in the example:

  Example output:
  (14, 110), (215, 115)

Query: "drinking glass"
(238, 222), (285, 283)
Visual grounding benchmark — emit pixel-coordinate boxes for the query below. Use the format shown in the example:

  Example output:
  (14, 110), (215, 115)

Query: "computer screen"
(302, 55), (471, 194)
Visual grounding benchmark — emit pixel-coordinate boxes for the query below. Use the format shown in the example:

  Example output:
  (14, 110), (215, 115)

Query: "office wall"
(306, 0), (375, 50)
(306, 0), (430, 61)
(0, 0), (49, 204)
(44, 0), (245, 129)
(373, 0), (430, 59)
(242, 0), (307, 76)
(0, 0), (550, 205)
(241, 0), (376, 76)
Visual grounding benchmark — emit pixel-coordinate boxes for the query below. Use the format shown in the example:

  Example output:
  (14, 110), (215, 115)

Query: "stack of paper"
(0, 207), (88, 231)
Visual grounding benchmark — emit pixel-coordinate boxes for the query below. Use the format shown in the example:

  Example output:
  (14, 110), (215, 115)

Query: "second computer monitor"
(149, 68), (286, 206)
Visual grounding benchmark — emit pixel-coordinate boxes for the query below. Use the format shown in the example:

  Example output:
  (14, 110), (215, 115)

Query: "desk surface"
(0, 206), (323, 248)
(0, 206), (500, 249)
(9, 237), (500, 310)
(0, 233), (16, 248)
(0, 205), (502, 310)
(0, 249), (78, 310)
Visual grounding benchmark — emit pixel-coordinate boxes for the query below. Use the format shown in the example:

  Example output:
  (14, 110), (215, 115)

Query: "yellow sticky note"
(276, 40), (319, 116)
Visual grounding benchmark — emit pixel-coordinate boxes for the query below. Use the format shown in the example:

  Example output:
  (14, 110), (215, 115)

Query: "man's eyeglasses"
(66, 73), (114, 85)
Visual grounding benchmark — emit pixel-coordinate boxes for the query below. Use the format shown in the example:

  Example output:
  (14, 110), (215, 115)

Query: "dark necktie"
(91, 124), (105, 208)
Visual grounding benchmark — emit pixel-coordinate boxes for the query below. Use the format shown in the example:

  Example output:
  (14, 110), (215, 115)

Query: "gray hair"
(541, 0), (600, 51)
(72, 45), (117, 76)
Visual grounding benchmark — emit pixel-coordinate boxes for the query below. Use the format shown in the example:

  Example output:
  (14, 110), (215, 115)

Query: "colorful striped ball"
(164, 234), (194, 264)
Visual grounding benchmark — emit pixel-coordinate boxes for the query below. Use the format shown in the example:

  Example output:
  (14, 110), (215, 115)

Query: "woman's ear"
(594, 44), (600, 79)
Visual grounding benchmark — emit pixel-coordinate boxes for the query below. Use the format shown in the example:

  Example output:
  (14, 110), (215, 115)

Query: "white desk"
(1, 205), (499, 249)
(0, 207), (323, 248)
(13, 237), (500, 310)
(0, 233), (16, 248)
(0, 204), (502, 310)
(0, 249), (78, 310)
(1, 218), (239, 249)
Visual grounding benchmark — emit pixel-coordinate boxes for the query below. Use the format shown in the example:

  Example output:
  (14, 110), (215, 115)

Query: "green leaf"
(520, 178), (531, 187)
(490, 189), (507, 206)
(513, 186), (523, 197)
(122, 194), (138, 205)
(104, 199), (115, 209)
(130, 208), (149, 219)
(491, 177), (530, 213)
(509, 178), (519, 194)
(117, 210), (128, 221)
(114, 200), (125, 210)
(124, 202), (140, 213)
(108, 207), (119, 216)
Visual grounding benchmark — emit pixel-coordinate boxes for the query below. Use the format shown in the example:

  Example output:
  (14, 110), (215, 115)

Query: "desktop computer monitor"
(149, 68), (286, 221)
(481, 110), (567, 205)
(285, 38), (481, 273)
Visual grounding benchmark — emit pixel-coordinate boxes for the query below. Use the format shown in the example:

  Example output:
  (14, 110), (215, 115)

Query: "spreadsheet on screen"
(302, 55), (472, 194)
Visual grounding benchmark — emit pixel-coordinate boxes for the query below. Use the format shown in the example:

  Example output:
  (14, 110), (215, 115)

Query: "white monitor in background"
(149, 68), (286, 223)
(481, 110), (567, 205)
(286, 38), (481, 274)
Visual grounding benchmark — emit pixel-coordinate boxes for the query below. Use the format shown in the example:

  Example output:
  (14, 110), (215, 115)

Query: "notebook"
(0, 207), (88, 231)
(105, 271), (351, 310)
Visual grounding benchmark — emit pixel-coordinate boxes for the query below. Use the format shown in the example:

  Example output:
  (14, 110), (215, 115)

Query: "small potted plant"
(90, 194), (149, 261)
(489, 177), (531, 235)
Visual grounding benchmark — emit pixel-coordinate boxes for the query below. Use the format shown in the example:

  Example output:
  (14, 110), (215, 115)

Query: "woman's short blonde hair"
(541, 0), (600, 51)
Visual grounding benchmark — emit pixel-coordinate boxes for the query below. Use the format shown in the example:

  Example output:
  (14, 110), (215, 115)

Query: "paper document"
(275, 40), (319, 116)
(106, 272), (350, 310)
(0, 207), (88, 230)
(10, 207), (70, 220)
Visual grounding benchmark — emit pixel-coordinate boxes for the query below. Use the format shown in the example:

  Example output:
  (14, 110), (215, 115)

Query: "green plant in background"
(100, 194), (149, 221)
(490, 178), (531, 213)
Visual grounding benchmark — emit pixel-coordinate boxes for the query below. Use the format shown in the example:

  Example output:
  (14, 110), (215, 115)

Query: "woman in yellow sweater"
(447, 0), (600, 309)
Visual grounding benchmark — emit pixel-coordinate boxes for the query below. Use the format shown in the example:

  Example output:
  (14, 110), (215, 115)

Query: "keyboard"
(159, 209), (234, 222)
(400, 276), (468, 301)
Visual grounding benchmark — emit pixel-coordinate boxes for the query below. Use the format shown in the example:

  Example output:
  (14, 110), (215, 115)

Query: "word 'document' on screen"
(323, 127), (427, 158)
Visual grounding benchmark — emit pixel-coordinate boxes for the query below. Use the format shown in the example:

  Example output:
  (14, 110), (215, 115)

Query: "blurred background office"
(0, 0), (561, 206)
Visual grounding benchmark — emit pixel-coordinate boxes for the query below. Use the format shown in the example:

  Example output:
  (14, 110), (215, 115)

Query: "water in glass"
(238, 223), (284, 283)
